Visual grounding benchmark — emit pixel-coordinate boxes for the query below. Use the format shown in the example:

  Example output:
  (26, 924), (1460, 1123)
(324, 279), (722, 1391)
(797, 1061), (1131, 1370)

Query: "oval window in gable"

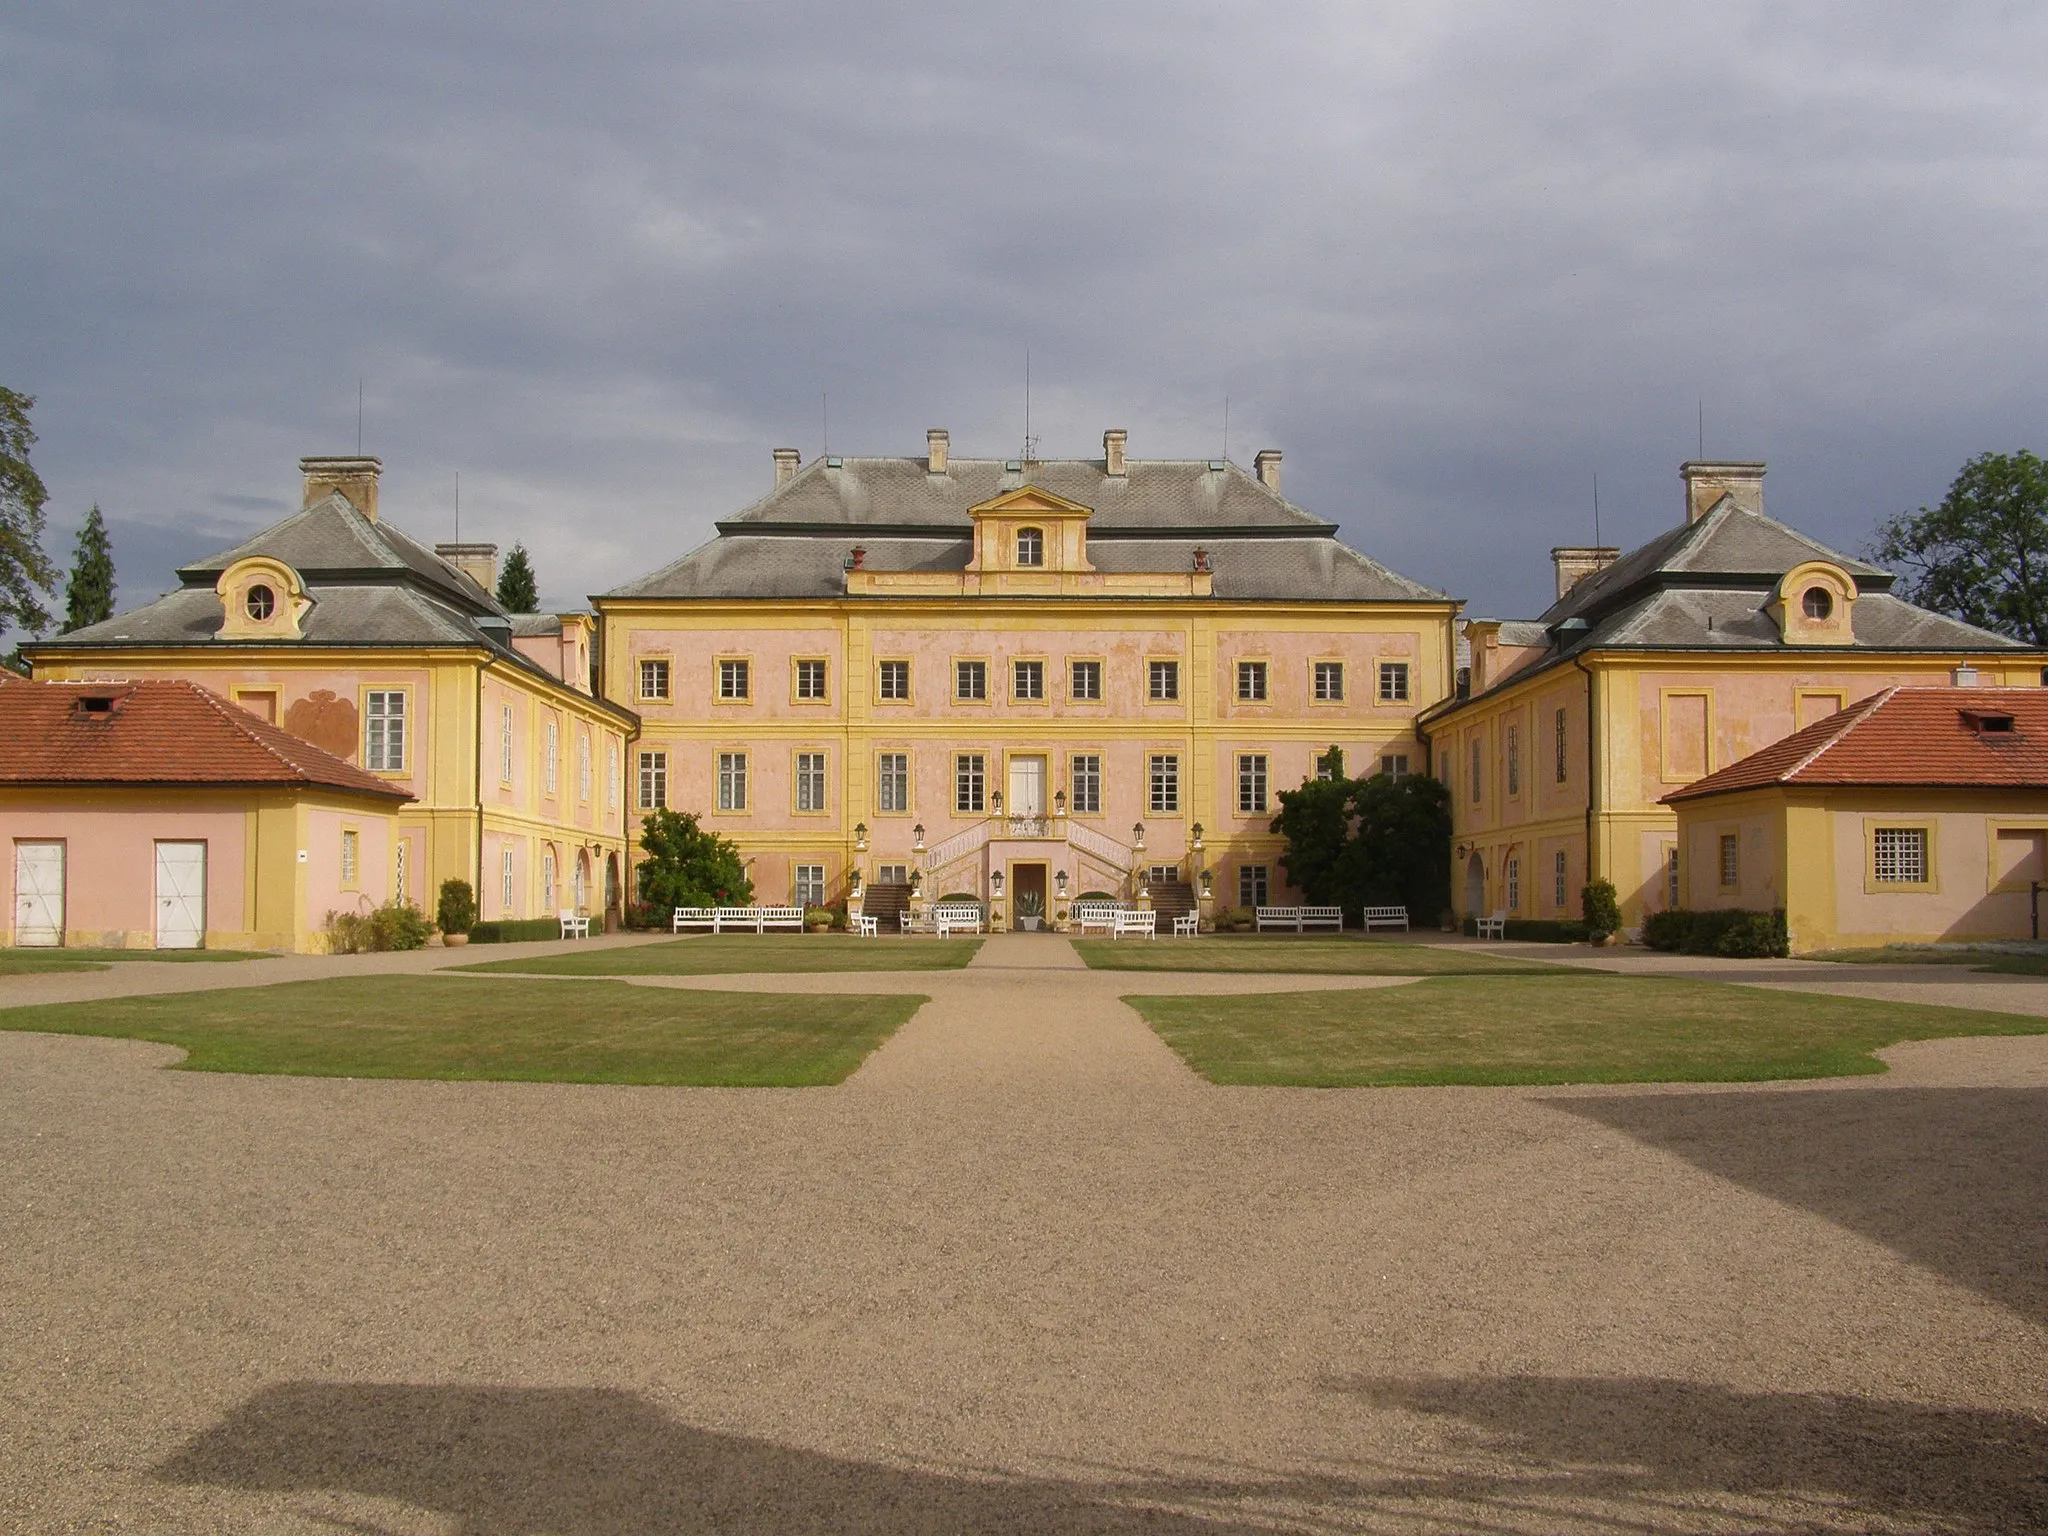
(245, 584), (276, 621)
(1801, 586), (1833, 621)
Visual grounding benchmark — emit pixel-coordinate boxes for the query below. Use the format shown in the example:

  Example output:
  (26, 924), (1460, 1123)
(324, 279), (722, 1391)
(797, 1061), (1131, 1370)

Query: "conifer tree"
(496, 541), (539, 611)
(61, 504), (115, 632)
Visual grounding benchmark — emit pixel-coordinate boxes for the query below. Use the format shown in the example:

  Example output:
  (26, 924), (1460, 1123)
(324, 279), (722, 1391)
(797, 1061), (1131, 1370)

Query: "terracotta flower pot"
(443, 932), (470, 947)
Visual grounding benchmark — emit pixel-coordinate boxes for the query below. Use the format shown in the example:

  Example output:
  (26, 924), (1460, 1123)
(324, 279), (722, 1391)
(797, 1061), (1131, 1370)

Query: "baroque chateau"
(8, 432), (2044, 950)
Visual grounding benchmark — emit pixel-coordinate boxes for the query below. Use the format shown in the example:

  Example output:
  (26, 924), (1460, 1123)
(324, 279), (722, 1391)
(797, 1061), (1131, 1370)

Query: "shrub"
(636, 808), (751, 912)
(1642, 909), (1691, 952)
(1209, 905), (1255, 932)
(1581, 880), (1621, 941)
(324, 898), (434, 953)
(1715, 909), (1789, 958)
(436, 879), (477, 936)
(468, 917), (571, 944)
(1644, 908), (1790, 958)
(803, 905), (837, 928)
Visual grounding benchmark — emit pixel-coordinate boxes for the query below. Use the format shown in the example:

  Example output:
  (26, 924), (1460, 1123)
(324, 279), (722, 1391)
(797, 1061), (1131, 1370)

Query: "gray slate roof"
(178, 494), (495, 611)
(606, 455), (1443, 603)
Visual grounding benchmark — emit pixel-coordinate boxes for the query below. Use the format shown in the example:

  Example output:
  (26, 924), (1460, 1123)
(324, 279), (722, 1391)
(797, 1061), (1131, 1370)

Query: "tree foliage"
(0, 386), (57, 636)
(1871, 450), (2048, 645)
(61, 504), (115, 633)
(635, 808), (753, 911)
(496, 541), (539, 612)
(1269, 749), (1452, 919)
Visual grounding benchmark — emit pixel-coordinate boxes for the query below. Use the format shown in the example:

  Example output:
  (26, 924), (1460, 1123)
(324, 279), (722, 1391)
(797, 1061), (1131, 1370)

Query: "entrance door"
(1465, 851), (1486, 917)
(154, 841), (207, 950)
(1012, 862), (1048, 930)
(1009, 756), (1047, 817)
(13, 841), (65, 947)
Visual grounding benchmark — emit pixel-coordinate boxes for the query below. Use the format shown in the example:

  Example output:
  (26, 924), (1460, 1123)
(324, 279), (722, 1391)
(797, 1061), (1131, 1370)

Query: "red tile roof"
(1664, 687), (2048, 803)
(0, 677), (412, 800)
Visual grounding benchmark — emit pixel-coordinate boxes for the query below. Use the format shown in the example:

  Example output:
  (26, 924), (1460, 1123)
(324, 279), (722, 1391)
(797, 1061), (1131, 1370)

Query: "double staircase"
(861, 883), (912, 932)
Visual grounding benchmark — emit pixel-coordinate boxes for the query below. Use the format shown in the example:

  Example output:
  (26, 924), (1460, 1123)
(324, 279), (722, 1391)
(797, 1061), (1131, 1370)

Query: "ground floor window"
(1873, 826), (1928, 884)
(1506, 855), (1521, 912)
(542, 851), (556, 912)
(1239, 864), (1269, 908)
(1381, 753), (1409, 779)
(1719, 834), (1739, 887)
(394, 840), (408, 903)
(340, 829), (359, 886)
(1146, 864), (1178, 888)
(1554, 849), (1568, 910)
(501, 847), (516, 915)
(794, 863), (826, 908)
(876, 863), (908, 885)
(1667, 847), (1680, 909)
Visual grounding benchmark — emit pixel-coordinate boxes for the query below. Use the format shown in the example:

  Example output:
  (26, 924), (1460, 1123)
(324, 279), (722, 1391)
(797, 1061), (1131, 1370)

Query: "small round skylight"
(1801, 586), (1833, 621)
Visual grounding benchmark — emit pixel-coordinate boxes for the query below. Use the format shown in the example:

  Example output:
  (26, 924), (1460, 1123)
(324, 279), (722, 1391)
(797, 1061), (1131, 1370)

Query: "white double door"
(13, 841), (65, 947)
(1008, 756), (1047, 817)
(154, 841), (207, 950)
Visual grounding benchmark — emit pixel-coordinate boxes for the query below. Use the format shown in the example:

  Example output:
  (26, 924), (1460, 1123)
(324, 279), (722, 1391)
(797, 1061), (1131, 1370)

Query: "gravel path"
(2, 933), (2045, 1532)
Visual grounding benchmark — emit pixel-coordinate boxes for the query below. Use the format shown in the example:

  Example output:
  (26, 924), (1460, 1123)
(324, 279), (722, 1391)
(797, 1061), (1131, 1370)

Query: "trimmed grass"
(0, 947), (269, 975)
(455, 934), (983, 976)
(1075, 937), (1567, 976)
(0, 976), (922, 1085)
(1126, 972), (2048, 1085)
(1812, 946), (2048, 977)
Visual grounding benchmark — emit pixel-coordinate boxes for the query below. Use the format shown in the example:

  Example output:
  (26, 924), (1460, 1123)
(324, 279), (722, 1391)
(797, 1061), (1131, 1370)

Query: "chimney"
(436, 541), (499, 594)
(1254, 449), (1282, 493)
(1550, 545), (1621, 601)
(301, 456), (382, 522)
(1680, 461), (1765, 525)
(773, 447), (801, 488)
(926, 429), (949, 474)
(1103, 429), (1128, 477)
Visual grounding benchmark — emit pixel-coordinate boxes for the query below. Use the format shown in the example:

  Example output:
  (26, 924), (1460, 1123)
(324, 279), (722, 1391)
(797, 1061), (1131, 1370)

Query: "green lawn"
(0, 976), (923, 1085)
(455, 934), (982, 976)
(1812, 946), (2048, 977)
(1126, 972), (2048, 1085)
(1074, 937), (1567, 976)
(0, 947), (270, 975)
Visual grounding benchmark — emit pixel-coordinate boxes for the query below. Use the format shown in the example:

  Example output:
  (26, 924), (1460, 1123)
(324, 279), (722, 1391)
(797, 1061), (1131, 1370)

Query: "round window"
(245, 584), (276, 621)
(1801, 586), (1833, 621)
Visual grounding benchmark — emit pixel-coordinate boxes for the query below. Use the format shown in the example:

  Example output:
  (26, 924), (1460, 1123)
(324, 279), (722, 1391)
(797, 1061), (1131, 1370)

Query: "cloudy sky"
(5, 2), (2046, 628)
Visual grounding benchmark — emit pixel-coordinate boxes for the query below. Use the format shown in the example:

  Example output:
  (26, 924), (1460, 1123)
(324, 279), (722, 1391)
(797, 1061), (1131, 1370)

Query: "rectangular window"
(539, 849), (553, 912)
(1070, 660), (1102, 701)
(718, 659), (750, 700)
(878, 660), (910, 701)
(1148, 660), (1180, 701)
(1237, 661), (1267, 701)
(1720, 833), (1740, 887)
(1506, 724), (1520, 796)
(1382, 753), (1410, 779)
(500, 847), (515, 915)
(1470, 738), (1482, 803)
(637, 750), (667, 810)
(1555, 849), (1568, 909)
(1667, 847), (1680, 909)
(795, 659), (828, 700)
(638, 659), (670, 700)
(1012, 660), (1044, 701)
(794, 864), (826, 909)
(1314, 661), (1344, 701)
(718, 752), (748, 812)
(1555, 706), (1569, 784)
(1149, 754), (1180, 814)
(955, 660), (987, 701)
(1506, 856), (1521, 912)
(499, 704), (514, 783)
(1070, 754), (1102, 815)
(795, 751), (827, 812)
(1378, 661), (1409, 702)
(578, 733), (592, 802)
(877, 864), (909, 886)
(956, 753), (986, 813)
(1147, 864), (1178, 888)
(544, 718), (558, 795)
(1237, 754), (1267, 814)
(1239, 864), (1269, 908)
(878, 752), (909, 813)
(365, 690), (406, 771)
(1873, 826), (1929, 884)
(395, 839), (409, 902)
(340, 829), (359, 886)
(607, 743), (619, 811)
(1016, 528), (1044, 566)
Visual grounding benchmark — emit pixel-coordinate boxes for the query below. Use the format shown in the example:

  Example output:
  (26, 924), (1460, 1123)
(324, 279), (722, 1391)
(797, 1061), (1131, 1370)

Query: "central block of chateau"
(596, 431), (1459, 927)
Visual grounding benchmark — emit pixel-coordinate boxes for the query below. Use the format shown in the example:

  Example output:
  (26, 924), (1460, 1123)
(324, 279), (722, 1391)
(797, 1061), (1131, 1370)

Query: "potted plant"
(436, 878), (477, 947)
(1015, 889), (1045, 932)
(804, 905), (835, 933)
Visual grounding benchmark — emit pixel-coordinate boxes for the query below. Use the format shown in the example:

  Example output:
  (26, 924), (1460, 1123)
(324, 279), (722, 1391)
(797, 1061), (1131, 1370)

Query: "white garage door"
(154, 841), (207, 950)
(13, 841), (66, 947)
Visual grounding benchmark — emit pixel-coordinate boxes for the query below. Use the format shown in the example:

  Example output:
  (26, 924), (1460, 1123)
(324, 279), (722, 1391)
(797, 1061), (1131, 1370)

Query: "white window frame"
(1720, 833), (1740, 887)
(1012, 659), (1044, 702)
(365, 690), (407, 772)
(578, 732), (592, 803)
(1149, 754), (1180, 814)
(878, 752), (910, 814)
(795, 659), (828, 701)
(1314, 661), (1344, 702)
(795, 751), (828, 813)
(955, 660), (988, 701)
(1506, 855), (1520, 912)
(499, 703), (514, 783)
(1070, 753), (1102, 815)
(794, 863), (827, 908)
(878, 660), (910, 701)
(1377, 660), (1410, 703)
(501, 846), (515, 915)
(718, 659), (750, 700)
(607, 742), (619, 811)
(1239, 864), (1269, 907)
(340, 829), (359, 886)
(638, 750), (667, 811)
(1873, 826), (1929, 884)
(956, 753), (986, 813)
(638, 658), (670, 701)
(718, 752), (748, 812)
(1148, 660), (1180, 701)
(1237, 661), (1267, 701)
(1506, 723), (1520, 797)
(1237, 753), (1267, 814)
(1070, 660), (1102, 701)
(544, 718), (559, 796)
(1016, 527), (1044, 566)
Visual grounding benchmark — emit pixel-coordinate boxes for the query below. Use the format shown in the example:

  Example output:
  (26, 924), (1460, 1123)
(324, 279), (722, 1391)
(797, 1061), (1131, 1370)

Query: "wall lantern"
(991, 870), (1006, 898)
(991, 789), (1004, 816)
(853, 821), (868, 851)
(913, 823), (925, 852)
(1133, 822), (1146, 851)
(1055, 870), (1069, 899)
(1191, 822), (1204, 851)
(1054, 788), (1067, 816)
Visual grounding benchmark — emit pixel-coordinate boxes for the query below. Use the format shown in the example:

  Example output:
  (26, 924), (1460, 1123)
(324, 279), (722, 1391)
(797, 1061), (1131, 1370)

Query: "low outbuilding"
(3, 677), (413, 952)
(1661, 686), (2048, 953)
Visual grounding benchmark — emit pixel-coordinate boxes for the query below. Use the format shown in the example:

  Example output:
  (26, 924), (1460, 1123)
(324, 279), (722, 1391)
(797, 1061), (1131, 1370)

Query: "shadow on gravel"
(1337, 1375), (2048, 1534)
(154, 1382), (1271, 1534)
(1552, 1086), (2048, 1326)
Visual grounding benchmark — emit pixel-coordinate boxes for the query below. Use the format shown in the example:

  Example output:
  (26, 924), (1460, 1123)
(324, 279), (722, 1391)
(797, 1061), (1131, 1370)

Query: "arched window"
(1802, 586), (1833, 620)
(1016, 527), (1044, 567)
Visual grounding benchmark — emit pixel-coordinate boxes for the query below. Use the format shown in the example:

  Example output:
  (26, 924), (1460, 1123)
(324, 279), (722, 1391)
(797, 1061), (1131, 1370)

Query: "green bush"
(803, 906), (838, 928)
(1643, 908), (1789, 958)
(1460, 917), (1588, 943)
(1642, 909), (1691, 951)
(324, 899), (434, 953)
(436, 878), (477, 936)
(1209, 905), (1255, 932)
(1581, 880), (1621, 941)
(1715, 909), (1789, 958)
(469, 918), (568, 944)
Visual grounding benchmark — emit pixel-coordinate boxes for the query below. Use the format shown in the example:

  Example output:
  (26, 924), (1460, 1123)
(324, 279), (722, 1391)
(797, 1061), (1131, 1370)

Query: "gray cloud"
(5, 1), (2046, 625)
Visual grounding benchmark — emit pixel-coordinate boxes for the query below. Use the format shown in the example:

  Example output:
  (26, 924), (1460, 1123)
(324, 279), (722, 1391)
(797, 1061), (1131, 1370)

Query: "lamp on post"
(913, 823), (925, 853)
(909, 869), (922, 895)
(1200, 867), (1213, 899)
(991, 869), (1005, 899)
(1054, 788), (1067, 818)
(849, 867), (862, 892)
(1191, 822), (1204, 852)
(853, 821), (868, 852)
(1133, 821), (1146, 852)
(1055, 870), (1068, 900)
(991, 789), (1003, 816)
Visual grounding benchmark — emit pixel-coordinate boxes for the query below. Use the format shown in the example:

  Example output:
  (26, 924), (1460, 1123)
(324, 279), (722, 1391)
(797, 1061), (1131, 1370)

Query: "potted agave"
(1015, 889), (1045, 932)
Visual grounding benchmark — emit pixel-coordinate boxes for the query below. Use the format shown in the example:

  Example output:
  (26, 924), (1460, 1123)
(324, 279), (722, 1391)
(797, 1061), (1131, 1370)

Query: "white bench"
(671, 907), (717, 933)
(851, 914), (879, 937)
(1256, 905), (1344, 933)
(673, 905), (807, 934)
(752, 906), (805, 933)
(1475, 909), (1508, 940)
(1112, 909), (1157, 939)
(558, 908), (591, 939)
(1074, 901), (1121, 936)
(934, 904), (984, 937)
(1172, 913), (1199, 937)
(1361, 906), (1409, 932)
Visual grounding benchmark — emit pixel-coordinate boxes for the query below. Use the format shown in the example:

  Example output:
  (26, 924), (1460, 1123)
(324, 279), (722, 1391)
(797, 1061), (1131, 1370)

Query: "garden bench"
(851, 914), (880, 937)
(1172, 913), (1200, 937)
(1360, 906), (1409, 932)
(934, 905), (984, 937)
(1256, 905), (1343, 933)
(558, 909), (591, 939)
(671, 907), (717, 933)
(1074, 901), (1121, 935)
(1299, 906), (1343, 931)
(751, 906), (805, 933)
(1475, 909), (1508, 940)
(1112, 909), (1157, 939)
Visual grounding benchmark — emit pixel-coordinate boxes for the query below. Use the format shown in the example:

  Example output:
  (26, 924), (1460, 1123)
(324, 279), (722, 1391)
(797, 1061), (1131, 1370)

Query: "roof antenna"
(821, 392), (829, 457)
(1593, 472), (1601, 547)
(1022, 349), (1037, 462)
(357, 379), (364, 455)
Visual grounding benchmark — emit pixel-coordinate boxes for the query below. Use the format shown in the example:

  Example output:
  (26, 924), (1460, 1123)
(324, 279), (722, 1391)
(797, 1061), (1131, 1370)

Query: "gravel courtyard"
(3, 934), (2045, 1533)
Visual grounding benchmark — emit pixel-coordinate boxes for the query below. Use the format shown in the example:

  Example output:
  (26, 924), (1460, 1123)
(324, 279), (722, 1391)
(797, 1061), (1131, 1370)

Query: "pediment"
(967, 485), (1095, 519)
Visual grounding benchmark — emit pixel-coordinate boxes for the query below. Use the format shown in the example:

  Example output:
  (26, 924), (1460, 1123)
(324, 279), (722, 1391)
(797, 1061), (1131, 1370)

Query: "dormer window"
(1016, 527), (1044, 567)
(245, 584), (276, 621)
(75, 695), (118, 718)
(1964, 710), (2017, 735)
(1802, 586), (1833, 621)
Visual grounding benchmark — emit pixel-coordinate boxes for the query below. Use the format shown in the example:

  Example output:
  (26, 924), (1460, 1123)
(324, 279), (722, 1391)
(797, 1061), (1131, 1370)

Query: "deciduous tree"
(635, 809), (753, 912)
(1872, 450), (2048, 645)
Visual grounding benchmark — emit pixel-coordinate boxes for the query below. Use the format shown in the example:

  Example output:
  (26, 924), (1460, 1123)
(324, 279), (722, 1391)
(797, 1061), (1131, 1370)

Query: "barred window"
(1012, 660), (1044, 701)
(1148, 660), (1179, 701)
(1239, 864), (1269, 908)
(1873, 826), (1928, 884)
(1506, 724), (1520, 796)
(340, 829), (359, 886)
(1070, 754), (1101, 814)
(638, 659), (670, 700)
(795, 751), (827, 812)
(795, 659), (828, 700)
(1237, 754), (1267, 814)
(1506, 856), (1521, 911)
(956, 753), (986, 813)
(1554, 849), (1568, 909)
(794, 864), (826, 909)
(956, 660), (987, 701)
(1070, 660), (1102, 700)
(1314, 661), (1344, 701)
(878, 752), (909, 813)
(718, 659), (749, 700)
(717, 752), (748, 812)
(1555, 706), (1569, 783)
(1378, 661), (1409, 702)
(1149, 754), (1180, 814)
(1470, 738), (1482, 802)
(395, 840), (408, 902)
(1720, 834), (1739, 887)
(638, 751), (666, 810)
(1238, 661), (1267, 701)
(878, 660), (909, 700)
(365, 690), (406, 771)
